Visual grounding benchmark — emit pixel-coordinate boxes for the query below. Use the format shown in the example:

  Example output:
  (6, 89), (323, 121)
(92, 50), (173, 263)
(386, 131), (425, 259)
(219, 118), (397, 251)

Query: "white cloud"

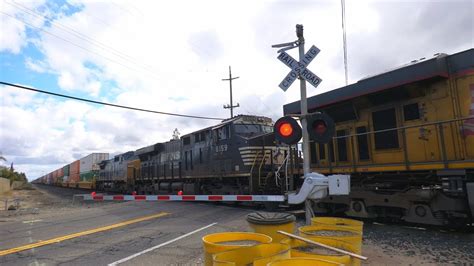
(0, 0), (47, 53)
(25, 57), (47, 72)
(0, 10), (26, 54)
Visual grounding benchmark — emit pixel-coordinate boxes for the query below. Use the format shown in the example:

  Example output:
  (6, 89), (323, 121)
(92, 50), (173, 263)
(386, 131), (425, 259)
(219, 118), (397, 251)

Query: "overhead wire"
(0, 81), (225, 121)
(7, 1), (218, 80)
(0, 11), (161, 81)
(6, 1), (158, 75)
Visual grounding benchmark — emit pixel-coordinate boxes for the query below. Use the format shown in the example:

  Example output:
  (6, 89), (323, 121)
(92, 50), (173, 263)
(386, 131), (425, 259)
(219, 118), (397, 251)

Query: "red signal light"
(274, 116), (302, 145)
(279, 122), (293, 137)
(307, 112), (335, 143)
(313, 120), (327, 135)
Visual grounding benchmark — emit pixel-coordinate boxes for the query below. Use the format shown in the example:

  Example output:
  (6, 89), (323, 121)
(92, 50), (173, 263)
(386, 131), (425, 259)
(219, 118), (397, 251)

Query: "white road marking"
(22, 219), (43, 224)
(108, 222), (217, 266)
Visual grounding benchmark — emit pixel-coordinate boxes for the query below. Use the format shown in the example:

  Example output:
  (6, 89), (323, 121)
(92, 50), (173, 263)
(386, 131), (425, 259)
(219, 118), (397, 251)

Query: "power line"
(0, 11), (160, 81)
(0, 81), (224, 121)
(7, 1), (214, 77)
(7, 1), (157, 75)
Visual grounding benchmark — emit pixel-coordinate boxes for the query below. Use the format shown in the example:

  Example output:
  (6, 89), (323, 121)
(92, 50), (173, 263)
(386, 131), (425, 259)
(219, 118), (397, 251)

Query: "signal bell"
(307, 112), (335, 143)
(274, 116), (302, 145)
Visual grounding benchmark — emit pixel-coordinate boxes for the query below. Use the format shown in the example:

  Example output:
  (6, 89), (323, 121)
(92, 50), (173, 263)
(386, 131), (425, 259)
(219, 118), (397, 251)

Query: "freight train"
(35, 153), (108, 189)
(34, 48), (474, 226)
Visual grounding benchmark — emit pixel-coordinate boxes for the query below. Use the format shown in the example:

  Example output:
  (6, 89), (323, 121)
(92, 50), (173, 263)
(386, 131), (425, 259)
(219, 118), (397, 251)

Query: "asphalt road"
(1, 185), (473, 265)
(0, 185), (254, 265)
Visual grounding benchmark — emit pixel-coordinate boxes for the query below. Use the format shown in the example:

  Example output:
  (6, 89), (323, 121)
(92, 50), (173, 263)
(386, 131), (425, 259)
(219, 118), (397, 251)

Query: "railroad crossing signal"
(277, 45), (322, 91)
(272, 24), (321, 182)
(274, 113), (334, 145)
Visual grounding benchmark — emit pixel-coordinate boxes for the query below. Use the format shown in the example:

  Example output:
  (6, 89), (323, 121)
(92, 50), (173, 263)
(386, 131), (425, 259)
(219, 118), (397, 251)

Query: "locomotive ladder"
(250, 149), (290, 193)
(249, 150), (272, 193)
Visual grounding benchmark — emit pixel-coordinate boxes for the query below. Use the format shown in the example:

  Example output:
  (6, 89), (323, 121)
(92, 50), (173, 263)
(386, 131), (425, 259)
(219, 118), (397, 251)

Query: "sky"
(0, 0), (473, 180)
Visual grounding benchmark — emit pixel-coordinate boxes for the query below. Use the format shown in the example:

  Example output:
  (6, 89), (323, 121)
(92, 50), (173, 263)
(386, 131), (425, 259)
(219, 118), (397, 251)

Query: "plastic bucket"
(202, 232), (272, 266)
(311, 217), (363, 233)
(281, 237), (351, 265)
(212, 243), (290, 266)
(299, 225), (362, 266)
(246, 212), (296, 243)
(267, 258), (343, 266)
(299, 225), (361, 250)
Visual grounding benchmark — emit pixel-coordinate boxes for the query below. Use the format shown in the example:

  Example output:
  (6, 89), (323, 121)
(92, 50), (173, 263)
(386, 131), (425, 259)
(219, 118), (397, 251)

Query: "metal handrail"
(249, 151), (260, 174)
(330, 115), (474, 140)
(307, 115), (474, 168)
(249, 151), (260, 192)
(258, 150), (269, 187)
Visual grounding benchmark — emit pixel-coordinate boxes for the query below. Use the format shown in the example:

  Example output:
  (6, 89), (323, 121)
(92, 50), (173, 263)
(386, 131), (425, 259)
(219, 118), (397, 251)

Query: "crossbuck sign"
(277, 45), (322, 91)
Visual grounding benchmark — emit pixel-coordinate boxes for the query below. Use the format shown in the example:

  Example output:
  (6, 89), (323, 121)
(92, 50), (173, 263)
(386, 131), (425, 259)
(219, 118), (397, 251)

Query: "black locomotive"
(96, 115), (292, 196)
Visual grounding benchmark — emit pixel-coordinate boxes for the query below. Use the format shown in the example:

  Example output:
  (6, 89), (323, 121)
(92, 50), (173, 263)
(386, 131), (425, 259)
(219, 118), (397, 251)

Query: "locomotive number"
(215, 144), (228, 153)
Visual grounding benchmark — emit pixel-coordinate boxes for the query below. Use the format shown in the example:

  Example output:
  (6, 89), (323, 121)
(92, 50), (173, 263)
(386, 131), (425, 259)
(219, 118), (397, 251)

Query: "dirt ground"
(1, 185), (473, 265)
(0, 184), (117, 221)
(0, 187), (53, 211)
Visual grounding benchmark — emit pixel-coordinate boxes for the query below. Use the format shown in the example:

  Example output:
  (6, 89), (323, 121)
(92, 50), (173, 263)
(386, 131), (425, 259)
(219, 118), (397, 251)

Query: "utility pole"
(296, 24), (310, 175)
(222, 66), (239, 118)
(341, 0), (348, 85)
(297, 25), (315, 225)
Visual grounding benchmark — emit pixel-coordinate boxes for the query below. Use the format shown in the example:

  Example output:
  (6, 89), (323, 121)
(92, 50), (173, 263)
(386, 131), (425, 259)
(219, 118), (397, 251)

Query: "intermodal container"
(52, 170), (58, 180)
(80, 171), (97, 182)
(58, 168), (64, 178)
(53, 170), (58, 184)
(47, 173), (53, 184)
(57, 168), (64, 183)
(80, 153), (109, 173)
(63, 165), (70, 176)
(70, 160), (80, 174)
(69, 172), (80, 183)
(63, 165), (70, 182)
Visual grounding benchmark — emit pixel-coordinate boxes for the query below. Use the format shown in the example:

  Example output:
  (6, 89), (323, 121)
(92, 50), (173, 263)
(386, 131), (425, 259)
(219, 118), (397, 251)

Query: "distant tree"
(0, 162), (27, 184)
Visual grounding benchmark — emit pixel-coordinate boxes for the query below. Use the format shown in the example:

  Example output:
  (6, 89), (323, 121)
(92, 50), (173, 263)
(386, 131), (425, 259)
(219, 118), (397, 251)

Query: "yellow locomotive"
(284, 48), (474, 226)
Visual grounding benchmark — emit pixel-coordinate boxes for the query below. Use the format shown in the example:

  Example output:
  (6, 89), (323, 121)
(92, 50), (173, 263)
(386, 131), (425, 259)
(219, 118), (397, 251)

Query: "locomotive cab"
(205, 115), (287, 194)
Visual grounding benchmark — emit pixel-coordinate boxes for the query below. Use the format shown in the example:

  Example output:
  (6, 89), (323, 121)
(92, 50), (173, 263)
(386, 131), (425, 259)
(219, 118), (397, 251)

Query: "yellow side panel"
(458, 76), (474, 159)
(311, 72), (474, 174)
(127, 159), (141, 180)
(371, 150), (405, 164)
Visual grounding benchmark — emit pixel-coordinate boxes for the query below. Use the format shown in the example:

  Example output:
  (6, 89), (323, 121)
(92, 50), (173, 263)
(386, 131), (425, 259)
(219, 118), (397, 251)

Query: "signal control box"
(328, 175), (350, 195)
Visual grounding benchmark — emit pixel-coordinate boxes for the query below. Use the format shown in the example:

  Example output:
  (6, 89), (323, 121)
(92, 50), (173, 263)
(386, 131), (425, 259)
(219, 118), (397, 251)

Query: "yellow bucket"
(202, 232), (272, 266)
(246, 212), (296, 243)
(299, 225), (361, 251)
(267, 258), (343, 266)
(281, 238), (351, 265)
(311, 217), (363, 233)
(213, 243), (290, 266)
(299, 225), (362, 266)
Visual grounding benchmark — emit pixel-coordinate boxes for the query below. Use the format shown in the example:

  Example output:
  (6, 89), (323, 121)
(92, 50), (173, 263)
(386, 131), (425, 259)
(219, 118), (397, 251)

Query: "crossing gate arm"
(76, 194), (286, 202)
(75, 173), (348, 204)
